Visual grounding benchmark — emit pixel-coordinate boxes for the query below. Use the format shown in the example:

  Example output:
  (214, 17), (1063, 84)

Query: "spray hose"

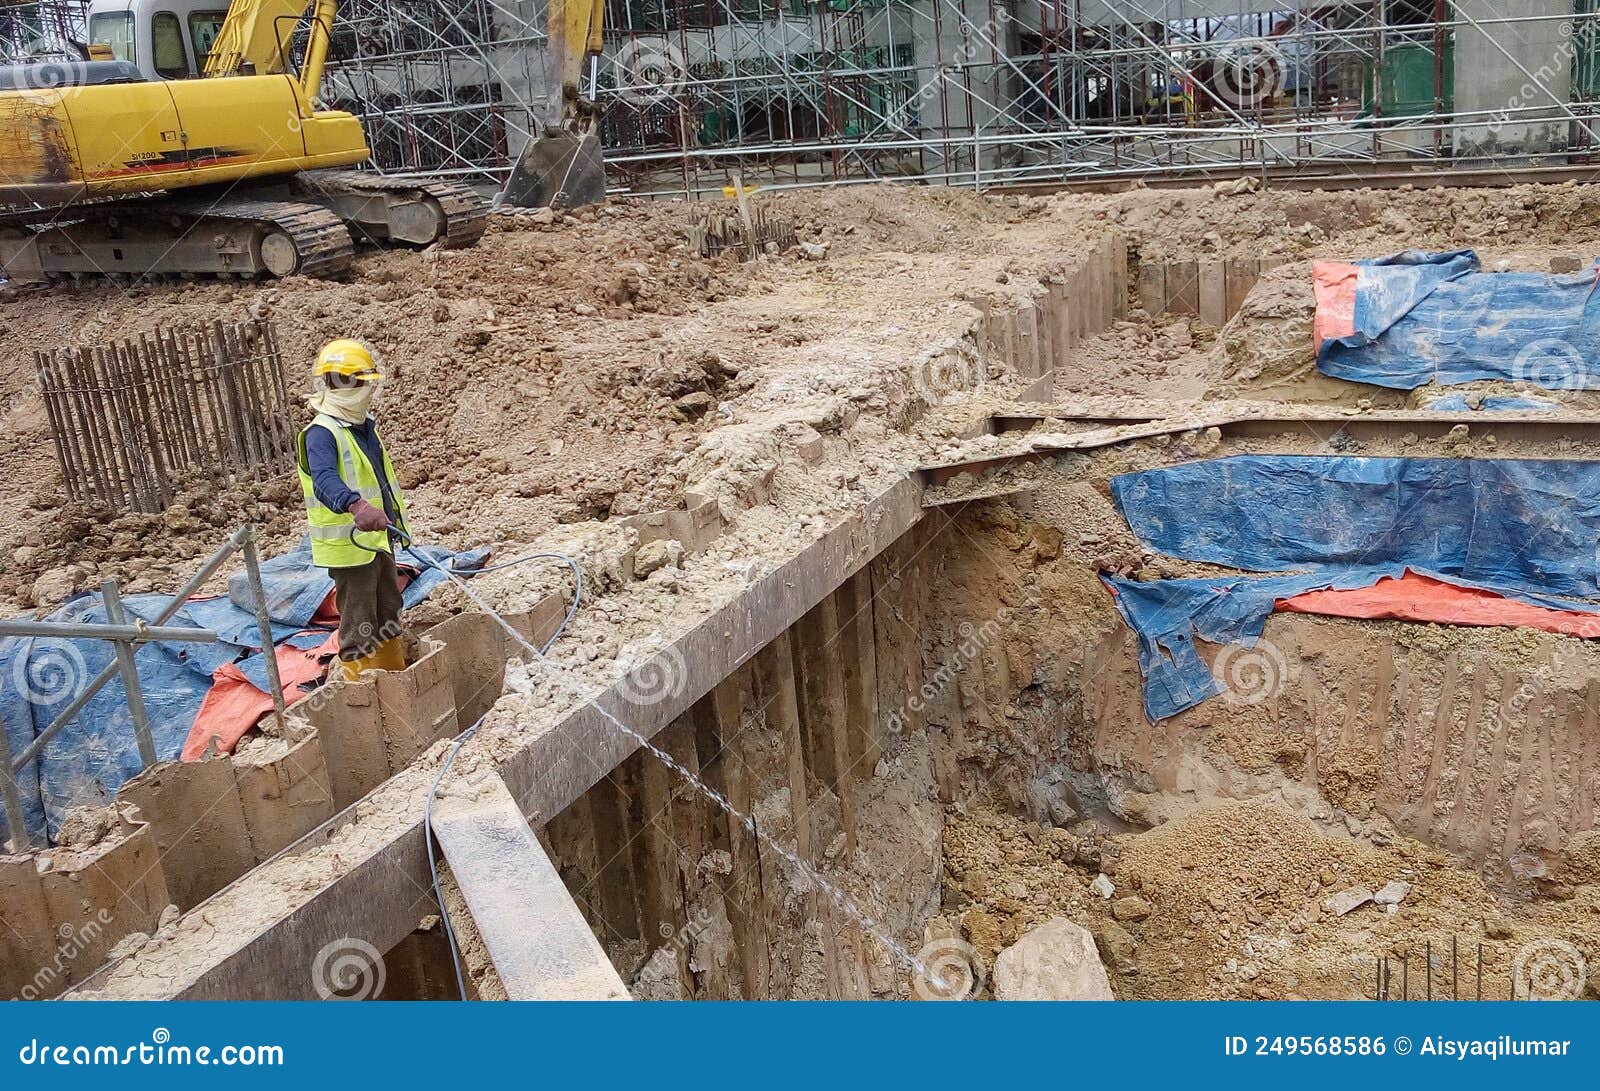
(343, 522), (583, 998)
(342, 523), (585, 631)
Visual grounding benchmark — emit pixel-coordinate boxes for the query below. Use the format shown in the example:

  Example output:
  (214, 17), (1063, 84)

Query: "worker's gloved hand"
(349, 498), (390, 533)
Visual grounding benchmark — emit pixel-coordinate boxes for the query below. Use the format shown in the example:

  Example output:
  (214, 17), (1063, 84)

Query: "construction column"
(1452, 0), (1575, 162)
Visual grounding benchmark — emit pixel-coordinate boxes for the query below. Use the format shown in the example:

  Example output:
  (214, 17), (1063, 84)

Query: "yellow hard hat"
(313, 339), (380, 382)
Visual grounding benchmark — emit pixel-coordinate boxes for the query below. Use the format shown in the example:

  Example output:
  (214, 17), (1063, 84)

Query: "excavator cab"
(85, 0), (232, 82)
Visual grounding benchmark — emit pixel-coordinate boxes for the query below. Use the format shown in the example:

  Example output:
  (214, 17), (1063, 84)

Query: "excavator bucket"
(501, 129), (606, 210)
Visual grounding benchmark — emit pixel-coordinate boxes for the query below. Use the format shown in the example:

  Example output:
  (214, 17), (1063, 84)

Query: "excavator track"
(0, 193), (354, 282)
(293, 170), (488, 249)
(158, 195), (355, 278)
(0, 169), (490, 284)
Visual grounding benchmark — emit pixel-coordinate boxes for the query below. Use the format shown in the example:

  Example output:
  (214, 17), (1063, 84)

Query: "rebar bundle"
(36, 319), (296, 514)
(689, 205), (798, 258)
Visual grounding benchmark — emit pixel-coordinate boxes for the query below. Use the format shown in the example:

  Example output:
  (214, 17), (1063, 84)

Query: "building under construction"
(4, 0), (1596, 194)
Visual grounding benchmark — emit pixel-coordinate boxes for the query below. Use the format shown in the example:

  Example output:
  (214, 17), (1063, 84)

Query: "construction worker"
(295, 339), (409, 680)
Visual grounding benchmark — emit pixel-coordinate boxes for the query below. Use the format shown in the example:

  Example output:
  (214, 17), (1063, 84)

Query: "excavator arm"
(499, 0), (607, 210)
(544, 0), (605, 130)
(202, 0), (337, 96)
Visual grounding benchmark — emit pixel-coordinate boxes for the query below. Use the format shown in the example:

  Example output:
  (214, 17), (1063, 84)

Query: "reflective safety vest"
(295, 413), (408, 569)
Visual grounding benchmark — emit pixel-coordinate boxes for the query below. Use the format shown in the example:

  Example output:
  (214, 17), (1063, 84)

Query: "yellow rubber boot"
(369, 636), (407, 672)
(334, 636), (408, 682)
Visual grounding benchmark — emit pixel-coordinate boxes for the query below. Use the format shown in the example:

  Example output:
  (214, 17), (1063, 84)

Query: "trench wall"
(0, 807), (170, 999)
(516, 235), (1134, 999)
(918, 491), (1600, 887)
(1135, 255), (1289, 326)
(973, 233), (1126, 399)
(0, 603), (561, 997)
(537, 537), (951, 1000)
(1083, 619), (1600, 876)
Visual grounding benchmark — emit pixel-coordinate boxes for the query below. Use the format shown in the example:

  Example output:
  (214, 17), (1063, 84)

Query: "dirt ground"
(7, 181), (1600, 610)
(920, 430), (1600, 1000)
(0, 186), (1062, 611)
(9, 177), (1600, 1001)
(908, 175), (1600, 998)
(941, 801), (1600, 999)
(1061, 181), (1600, 263)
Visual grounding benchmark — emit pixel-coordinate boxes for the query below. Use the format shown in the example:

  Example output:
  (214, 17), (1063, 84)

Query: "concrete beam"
(922, 404), (1600, 498)
(432, 772), (628, 1000)
(73, 475), (925, 999)
(1001, 162), (1600, 196)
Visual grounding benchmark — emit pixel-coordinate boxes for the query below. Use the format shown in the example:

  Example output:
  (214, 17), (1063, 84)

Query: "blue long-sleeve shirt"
(304, 418), (402, 525)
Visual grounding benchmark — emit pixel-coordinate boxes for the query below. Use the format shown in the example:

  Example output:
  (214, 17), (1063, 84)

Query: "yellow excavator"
(0, 0), (489, 280)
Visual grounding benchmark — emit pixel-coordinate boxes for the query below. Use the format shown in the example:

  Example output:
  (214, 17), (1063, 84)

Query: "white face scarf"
(307, 381), (378, 424)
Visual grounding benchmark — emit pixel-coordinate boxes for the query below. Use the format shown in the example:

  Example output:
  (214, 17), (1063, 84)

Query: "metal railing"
(0, 525), (287, 852)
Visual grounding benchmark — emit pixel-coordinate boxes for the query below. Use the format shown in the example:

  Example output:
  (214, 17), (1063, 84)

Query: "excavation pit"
(58, 431), (1600, 1001)
(4, 183), (1600, 1002)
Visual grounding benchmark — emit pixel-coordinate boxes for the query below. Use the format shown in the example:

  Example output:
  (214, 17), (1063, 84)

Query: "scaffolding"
(4, 0), (1597, 195)
(595, 0), (1600, 196)
(318, 0), (547, 176)
(325, 0), (1600, 195)
(0, 0), (88, 60)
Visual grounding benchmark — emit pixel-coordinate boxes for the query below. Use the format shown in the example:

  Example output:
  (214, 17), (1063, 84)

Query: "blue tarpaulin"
(1105, 455), (1600, 720)
(0, 538), (484, 844)
(1422, 393), (1559, 412)
(1316, 249), (1600, 390)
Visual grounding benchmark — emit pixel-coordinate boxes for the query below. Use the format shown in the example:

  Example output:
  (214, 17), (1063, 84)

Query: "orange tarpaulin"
(180, 631), (339, 760)
(1311, 260), (1359, 346)
(1277, 570), (1600, 638)
(177, 564), (427, 761)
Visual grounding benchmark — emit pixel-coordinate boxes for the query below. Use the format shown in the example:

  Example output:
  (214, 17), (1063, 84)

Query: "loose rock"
(992, 918), (1115, 1001)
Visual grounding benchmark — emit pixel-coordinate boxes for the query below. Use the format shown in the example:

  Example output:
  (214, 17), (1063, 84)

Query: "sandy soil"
(12, 177), (1600, 1001)
(10, 181), (1600, 612)
(880, 176), (1600, 1001)
(1058, 181), (1600, 263)
(0, 187), (1075, 612)
(942, 800), (1600, 999)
